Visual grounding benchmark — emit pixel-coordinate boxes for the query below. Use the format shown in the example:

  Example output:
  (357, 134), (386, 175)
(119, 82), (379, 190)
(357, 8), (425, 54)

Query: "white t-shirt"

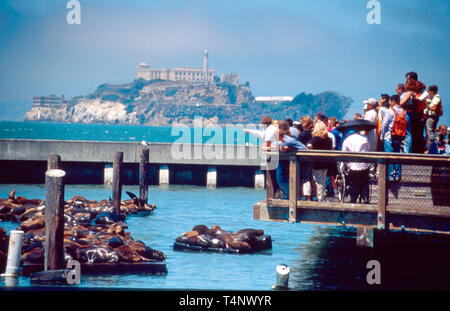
(246, 124), (278, 147)
(264, 124), (279, 147)
(342, 133), (371, 171)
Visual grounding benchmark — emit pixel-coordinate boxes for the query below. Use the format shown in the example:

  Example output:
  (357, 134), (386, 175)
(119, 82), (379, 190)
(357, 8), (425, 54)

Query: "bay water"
(0, 121), (449, 290)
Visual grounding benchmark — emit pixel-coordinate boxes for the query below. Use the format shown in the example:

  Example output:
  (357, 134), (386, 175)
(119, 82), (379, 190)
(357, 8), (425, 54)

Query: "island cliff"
(24, 78), (353, 125)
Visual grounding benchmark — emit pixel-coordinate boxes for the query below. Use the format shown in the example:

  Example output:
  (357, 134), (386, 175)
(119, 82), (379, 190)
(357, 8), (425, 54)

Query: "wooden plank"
(377, 161), (388, 229)
(387, 206), (450, 217)
(288, 156), (299, 223)
(22, 261), (167, 276)
(268, 198), (378, 212)
(254, 199), (450, 233)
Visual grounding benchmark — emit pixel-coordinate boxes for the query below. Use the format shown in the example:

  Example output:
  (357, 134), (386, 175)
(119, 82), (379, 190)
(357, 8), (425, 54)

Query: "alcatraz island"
(24, 50), (353, 126)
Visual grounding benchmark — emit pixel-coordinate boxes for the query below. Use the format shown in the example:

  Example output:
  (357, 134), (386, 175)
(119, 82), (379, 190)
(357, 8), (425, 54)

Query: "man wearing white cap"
(362, 98), (378, 152)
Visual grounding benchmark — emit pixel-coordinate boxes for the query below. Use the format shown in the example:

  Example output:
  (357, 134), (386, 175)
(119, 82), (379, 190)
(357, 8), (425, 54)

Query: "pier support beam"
(139, 148), (149, 207)
(159, 165), (169, 186)
(254, 170), (265, 189)
(288, 157), (299, 223)
(112, 152), (123, 217)
(104, 165), (113, 185)
(206, 166), (217, 188)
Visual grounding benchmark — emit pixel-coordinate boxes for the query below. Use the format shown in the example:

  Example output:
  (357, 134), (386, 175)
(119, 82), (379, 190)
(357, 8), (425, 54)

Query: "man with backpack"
(380, 95), (406, 181)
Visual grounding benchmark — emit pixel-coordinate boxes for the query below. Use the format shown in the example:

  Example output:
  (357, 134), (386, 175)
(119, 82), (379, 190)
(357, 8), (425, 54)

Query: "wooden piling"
(44, 169), (66, 271)
(112, 151), (123, 216)
(139, 148), (149, 208)
(377, 161), (388, 230)
(288, 156), (299, 223)
(47, 154), (61, 170)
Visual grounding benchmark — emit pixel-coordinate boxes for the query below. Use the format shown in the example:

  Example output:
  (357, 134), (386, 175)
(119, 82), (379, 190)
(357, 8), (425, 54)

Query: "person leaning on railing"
(244, 116), (279, 149)
(275, 120), (308, 200)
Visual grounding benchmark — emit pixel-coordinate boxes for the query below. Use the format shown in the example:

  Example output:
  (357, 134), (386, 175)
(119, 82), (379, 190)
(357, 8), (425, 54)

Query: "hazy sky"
(0, 0), (449, 121)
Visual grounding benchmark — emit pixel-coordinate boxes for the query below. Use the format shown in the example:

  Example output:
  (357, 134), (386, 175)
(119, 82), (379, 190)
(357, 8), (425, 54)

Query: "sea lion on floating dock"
(211, 225), (231, 236)
(20, 214), (45, 232)
(22, 247), (45, 264)
(76, 246), (119, 264)
(8, 190), (16, 199)
(217, 234), (251, 251)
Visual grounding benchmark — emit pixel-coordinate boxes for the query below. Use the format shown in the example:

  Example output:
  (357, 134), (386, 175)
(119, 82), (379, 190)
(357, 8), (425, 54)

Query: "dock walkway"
(253, 150), (450, 245)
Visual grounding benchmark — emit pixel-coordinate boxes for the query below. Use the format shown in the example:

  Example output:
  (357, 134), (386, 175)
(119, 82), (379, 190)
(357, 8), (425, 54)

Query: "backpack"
(391, 107), (407, 140)
(376, 113), (382, 138)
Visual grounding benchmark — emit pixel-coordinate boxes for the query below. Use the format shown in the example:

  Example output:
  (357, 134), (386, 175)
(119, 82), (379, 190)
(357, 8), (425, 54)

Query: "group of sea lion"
(0, 190), (165, 269)
(0, 190), (155, 224)
(174, 224), (272, 253)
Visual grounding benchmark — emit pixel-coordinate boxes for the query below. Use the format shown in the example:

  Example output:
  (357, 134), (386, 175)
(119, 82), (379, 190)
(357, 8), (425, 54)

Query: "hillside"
(24, 78), (353, 125)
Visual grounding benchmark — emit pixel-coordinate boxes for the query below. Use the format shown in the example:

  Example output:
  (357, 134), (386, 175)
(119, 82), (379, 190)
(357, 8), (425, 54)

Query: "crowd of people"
(245, 71), (447, 203)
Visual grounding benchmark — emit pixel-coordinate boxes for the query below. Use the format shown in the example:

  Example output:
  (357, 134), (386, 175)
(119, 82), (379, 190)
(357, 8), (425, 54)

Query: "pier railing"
(255, 150), (450, 234)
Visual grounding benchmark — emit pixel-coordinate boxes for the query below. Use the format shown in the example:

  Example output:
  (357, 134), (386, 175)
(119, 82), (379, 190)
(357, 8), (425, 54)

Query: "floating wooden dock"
(253, 150), (450, 246)
(21, 261), (167, 276)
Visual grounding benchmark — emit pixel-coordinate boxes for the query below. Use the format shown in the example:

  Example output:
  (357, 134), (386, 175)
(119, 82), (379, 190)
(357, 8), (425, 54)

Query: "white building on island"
(136, 50), (214, 83)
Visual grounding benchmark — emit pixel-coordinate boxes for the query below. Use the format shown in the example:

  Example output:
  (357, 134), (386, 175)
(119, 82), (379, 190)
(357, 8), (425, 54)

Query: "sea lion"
(135, 243), (166, 261)
(22, 247), (45, 264)
(92, 212), (119, 225)
(196, 234), (211, 247)
(71, 210), (93, 224)
(104, 236), (124, 248)
(14, 196), (28, 205)
(197, 234), (225, 248)
(211, 225), (231, 236)
(12, 205), (26, 215)
(20, 214), (45, 232)
(19, 207), (38, 222)
(67, 195), (88, 203)
(234, 228), (264, 236)
(76, 246), (119, 264)
(217, 234), (251, 252)
(0, 213), (17, 222)
(8, 190), (16, 199)
(117, 244), (142, 263)
(176, 235), (197, 245)
(106, 223), (125, 236)
(0, 204), (12, 214)
(233, 229), (262, 245)
(192, 225), (211, 235)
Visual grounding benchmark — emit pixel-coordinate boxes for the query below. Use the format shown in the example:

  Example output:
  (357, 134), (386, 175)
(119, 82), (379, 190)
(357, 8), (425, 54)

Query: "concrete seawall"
(0, 139), (266, 188)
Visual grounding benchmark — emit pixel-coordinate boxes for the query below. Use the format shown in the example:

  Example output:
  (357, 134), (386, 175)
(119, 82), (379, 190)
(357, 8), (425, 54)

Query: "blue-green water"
(1, 121), (449, 290)
(0, 184), (323, 290)
(0, 121), (259, 145)
(1, 185), (449, 290)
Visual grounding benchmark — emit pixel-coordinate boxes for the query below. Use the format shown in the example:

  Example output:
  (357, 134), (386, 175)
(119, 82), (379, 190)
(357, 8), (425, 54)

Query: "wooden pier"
(253, 150), (450, 246)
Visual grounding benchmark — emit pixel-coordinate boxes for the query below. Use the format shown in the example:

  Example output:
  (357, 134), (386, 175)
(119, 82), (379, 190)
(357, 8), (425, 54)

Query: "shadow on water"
(290, 226), (450, 291)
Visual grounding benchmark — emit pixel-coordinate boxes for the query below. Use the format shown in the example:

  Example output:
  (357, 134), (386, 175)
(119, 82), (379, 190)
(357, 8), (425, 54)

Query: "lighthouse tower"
(203, 49), (209, 82)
